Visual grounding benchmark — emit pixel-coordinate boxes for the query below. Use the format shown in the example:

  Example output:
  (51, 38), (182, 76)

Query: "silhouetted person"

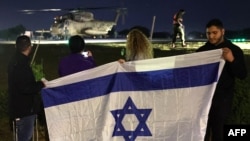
(8, 35), (46, 141)
(171, 9), (186, 48)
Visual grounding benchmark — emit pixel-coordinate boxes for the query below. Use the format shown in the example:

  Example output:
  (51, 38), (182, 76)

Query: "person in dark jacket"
(58, 35), (96, 77)
(196, 19), (247, 141)
(8, 35), (46, 141)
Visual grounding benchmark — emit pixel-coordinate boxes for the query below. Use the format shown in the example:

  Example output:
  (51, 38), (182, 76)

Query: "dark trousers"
(15, 115), (36, 141)
(172, 24), (185, 44)
(204, 98), (233, 141)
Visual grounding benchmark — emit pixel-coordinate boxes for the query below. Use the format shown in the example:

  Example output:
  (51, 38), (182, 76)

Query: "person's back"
(125, 28), (153, 61)
(8, 35), (45, 141)
(58, 35), (96, 77)
(58, 53), (95, 76)
(8, 52), (43, 119)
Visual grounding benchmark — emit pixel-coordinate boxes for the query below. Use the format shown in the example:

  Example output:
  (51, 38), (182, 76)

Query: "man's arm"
(222, 47), (247, 79)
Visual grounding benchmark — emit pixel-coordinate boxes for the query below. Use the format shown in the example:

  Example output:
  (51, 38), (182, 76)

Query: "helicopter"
(21, 7), (127, 39)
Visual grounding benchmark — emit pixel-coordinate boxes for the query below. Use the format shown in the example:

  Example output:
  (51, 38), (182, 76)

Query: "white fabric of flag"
(42, 49), (225, 141)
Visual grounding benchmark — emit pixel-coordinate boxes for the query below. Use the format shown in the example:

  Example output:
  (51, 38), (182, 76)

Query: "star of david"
(111, 97), (152, 141)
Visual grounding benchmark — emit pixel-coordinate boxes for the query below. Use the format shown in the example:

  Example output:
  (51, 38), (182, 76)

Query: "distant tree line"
(1, 25), (250, 40)
(225, 28), (250, 39)
(0, 24), (26, 40)
(111, 25), (172, 39)
(114, 26), (250, 40)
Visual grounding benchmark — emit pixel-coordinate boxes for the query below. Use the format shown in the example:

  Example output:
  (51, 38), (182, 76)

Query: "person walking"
(171, 9), (186, 48)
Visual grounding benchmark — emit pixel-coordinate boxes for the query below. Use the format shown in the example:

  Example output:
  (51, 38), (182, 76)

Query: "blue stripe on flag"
(42, 62), (219, 108)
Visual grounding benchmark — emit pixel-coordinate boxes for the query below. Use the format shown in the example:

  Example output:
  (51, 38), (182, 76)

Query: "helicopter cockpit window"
(66, 13), (74, 20)
(74, 12), (94, 22)
(54, 16), (61, 24)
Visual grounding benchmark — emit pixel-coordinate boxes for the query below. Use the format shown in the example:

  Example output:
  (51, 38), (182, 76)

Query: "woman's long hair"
(126, 29), (153, 61)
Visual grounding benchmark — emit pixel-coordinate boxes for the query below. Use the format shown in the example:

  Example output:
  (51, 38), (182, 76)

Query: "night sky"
(1, 0), (250, 34)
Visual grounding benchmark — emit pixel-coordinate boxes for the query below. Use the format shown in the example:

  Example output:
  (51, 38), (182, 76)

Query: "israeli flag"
(42, 49), (225, 141)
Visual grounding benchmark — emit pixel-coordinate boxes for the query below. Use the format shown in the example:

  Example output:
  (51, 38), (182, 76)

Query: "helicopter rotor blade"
(116, 8), (127, 25)
(65, 6), (120, 13)
(19, 9), (63, 14)
(20, 6), (126, 14)
(19, 6), (119, 14)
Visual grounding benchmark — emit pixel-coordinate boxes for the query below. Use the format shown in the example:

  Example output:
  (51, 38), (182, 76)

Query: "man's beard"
(210, 35), (224, 46)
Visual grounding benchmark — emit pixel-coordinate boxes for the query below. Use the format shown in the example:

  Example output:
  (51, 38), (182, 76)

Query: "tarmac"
(1, 38), (249, 49)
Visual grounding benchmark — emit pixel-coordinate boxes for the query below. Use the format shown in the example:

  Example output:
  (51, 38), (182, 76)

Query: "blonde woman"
(119, 28), (153, 63)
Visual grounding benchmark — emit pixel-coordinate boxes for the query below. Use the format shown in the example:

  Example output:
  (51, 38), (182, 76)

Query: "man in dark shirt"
(171, 9), (186, 48)
(196, 19), (247, 141)
(58, 35), (96, 77)
(8, 35), (46, 141)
